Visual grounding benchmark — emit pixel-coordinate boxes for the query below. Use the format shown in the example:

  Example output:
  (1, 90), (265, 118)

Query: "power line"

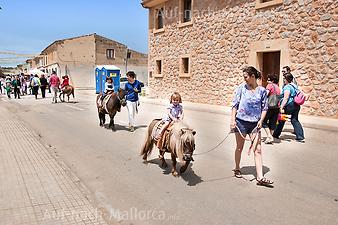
(0, 51), (39, 58)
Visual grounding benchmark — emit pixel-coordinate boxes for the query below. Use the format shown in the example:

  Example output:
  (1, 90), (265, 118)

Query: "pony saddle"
(152, 120), (174, 142)
(98, 94), (113, 112)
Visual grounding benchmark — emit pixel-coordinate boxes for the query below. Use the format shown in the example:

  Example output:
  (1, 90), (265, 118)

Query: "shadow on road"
(134, 125), (148, 130)
(103, 124), (129, 131)
(60, 101), (79, 104)
(240, 165), (270, 177)
(279, 134), (295, 142)
(180, 164), (203, 186)
(146, 159), (203, 186)
(102, 124), (148, 131)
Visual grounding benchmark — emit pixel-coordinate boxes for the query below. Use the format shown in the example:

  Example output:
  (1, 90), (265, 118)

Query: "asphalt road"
(1, 91), (337, 225)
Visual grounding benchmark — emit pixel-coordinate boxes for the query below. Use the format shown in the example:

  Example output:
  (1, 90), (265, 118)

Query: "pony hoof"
(172, 171), (179, 177)
(180, 168), (187, 174)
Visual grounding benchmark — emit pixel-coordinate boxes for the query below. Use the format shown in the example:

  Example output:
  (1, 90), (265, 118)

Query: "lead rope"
(194, 125), (260, 156)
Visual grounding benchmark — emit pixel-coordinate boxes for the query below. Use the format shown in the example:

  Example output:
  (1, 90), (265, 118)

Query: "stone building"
(38, 33), (148, 88)
(142, 0), (337, 118)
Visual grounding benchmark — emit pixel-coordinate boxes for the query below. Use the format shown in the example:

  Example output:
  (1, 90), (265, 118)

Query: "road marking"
(63, 104), (85, 111)
(1, 99), (8, 102)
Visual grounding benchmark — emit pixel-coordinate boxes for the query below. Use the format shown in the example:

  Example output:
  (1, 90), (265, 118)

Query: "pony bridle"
(117, 95), (126, 105)
(182, 128), (196, 161)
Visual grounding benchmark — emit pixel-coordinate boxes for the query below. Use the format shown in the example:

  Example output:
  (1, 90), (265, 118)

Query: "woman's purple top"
(163, 103), (183, 122)
(232, 84), (268, 122)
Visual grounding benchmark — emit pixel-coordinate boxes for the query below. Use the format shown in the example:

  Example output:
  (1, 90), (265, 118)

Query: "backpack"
(267, 84), (280, 109)
(290, 84), (306, 105)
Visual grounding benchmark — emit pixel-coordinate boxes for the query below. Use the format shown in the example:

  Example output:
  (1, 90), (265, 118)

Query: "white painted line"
(1, 99), (8, 102)
(63, 104), (85, 111)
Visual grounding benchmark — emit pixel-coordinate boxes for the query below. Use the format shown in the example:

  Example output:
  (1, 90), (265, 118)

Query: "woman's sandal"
(232, 169), (242, 178)
(256, 178), (274, 187)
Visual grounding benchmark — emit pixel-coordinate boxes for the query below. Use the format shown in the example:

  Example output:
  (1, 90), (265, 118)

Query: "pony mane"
(169, 121), (195, 161)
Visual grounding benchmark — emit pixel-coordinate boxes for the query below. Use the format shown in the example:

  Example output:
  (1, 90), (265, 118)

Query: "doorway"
(257, 51), (280, 87)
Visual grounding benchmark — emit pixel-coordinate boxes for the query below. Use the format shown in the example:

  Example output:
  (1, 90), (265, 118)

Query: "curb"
(140, 97), (338, 133)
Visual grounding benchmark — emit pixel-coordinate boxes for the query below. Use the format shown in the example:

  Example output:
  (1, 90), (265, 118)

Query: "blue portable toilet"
(95, 65), (121, 94)
(101, 65), (121, 92)
(95, 67), (101, 94)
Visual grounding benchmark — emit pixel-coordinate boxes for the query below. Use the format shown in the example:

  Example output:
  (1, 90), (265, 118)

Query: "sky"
(0, 0), (148, 67)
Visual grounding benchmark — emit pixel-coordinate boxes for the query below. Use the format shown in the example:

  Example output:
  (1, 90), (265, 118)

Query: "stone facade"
(95, 35), (148, 83)
(143, 0), (338, 118)
(40, 34), (148, 88)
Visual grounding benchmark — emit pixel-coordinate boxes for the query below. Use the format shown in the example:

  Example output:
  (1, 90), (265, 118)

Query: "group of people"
(146, 65), (305, 187)
(0, 71), (70, 103)
(231, 65), (305, 186)
(100, 71), (143, 132)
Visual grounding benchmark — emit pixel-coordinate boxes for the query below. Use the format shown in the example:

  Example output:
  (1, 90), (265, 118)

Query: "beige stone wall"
(42, 34), (148, 89)
(95, 36), (148, 79)
(95, 35), (127, 65)
(147, 0), (338, 118)
(55, 35), (96, 88)
(43, 35), (96, 88)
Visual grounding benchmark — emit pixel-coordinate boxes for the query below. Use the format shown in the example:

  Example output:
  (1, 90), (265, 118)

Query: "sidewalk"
(71, 90), (338, 132)
(0, 106), (107, 225)
(140, 96), (338, 132)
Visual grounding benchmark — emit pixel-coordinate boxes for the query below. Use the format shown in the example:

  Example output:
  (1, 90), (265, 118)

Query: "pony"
(141, 119), (196, 176)
(59, 85), (75, 102)
(96, 88), (127, 131)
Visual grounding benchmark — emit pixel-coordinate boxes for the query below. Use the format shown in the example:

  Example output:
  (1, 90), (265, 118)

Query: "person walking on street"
(5, 77), (12, 99)
(47, 75), (51, 93)
(49, 71), (60, 103)
(262, 74), (281, 144)
(0, 76), (3, 95)
(124, 71), (142, 132)
(29, 74), (34, 95)
(273, 73), (305, 142)
(21, 76), (27, 96)
(31, 75), (40, 99)
(282, 66), (298, 85)
(12, 76), (21, 99)
(39, 74), (48, 98)
(231, 66), (273, 187)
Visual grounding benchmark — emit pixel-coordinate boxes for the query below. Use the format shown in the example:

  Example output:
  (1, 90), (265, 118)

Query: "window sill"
(153, 74), (163, 78)
(255, 0), (283, 9)
(178, 21), (193, 28)
(179, 73), (191, 78)
(153, 28), (165, 34)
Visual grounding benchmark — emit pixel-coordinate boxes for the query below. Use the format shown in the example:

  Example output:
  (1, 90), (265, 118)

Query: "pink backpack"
(291, 84), (306, 105)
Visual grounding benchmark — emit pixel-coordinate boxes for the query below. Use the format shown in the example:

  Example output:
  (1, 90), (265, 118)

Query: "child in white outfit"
(157, 92), (184, 150)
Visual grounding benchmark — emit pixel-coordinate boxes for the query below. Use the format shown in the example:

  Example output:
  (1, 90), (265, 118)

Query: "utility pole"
(125, 49), (131, 74)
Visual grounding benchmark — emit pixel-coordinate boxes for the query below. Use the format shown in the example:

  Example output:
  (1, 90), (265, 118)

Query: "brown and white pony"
(59, 85), (75, 102)
(141, 119), (196, 176)
(96, 89), (127, 131)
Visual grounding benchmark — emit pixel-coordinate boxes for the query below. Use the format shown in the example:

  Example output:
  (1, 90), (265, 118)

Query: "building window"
(106, 49), (115, 59)
(183, 0), (192, 23)
(180, 56), (191, 77)
(155, 8), (164, 30)
(179, 0), (194, 27)
(127, 51), (132, 59)
(155, 60), (162, 75)
(255, 0), (283, 9)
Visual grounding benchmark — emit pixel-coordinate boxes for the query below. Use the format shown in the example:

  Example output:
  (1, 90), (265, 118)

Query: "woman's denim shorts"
(235, 118), (258, 135)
